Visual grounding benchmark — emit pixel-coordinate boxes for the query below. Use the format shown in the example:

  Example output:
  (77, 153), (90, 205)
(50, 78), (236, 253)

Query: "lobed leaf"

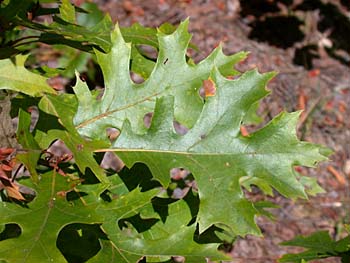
(0, 16), (332, 262)
(113, 91), (328, 235)
(73, 19), (248, 139)
(0, 171), (100, 263)
(37, 93), (110, 185)
(0, 56), (55, 96)
(71, 19), (329, 241)
(279, 231), (350, 262)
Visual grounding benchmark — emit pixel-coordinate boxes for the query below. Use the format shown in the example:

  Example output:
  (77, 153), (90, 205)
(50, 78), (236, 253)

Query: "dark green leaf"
(16, 109), (41, 182)
(37, 93), (109, 185)
(280, 231), (350, 262)
(0, 172), (101, 262)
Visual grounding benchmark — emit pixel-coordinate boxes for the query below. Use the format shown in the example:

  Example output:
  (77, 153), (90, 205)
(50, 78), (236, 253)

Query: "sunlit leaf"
(0, 56), (55, 96)
(73, 20), (248, 139)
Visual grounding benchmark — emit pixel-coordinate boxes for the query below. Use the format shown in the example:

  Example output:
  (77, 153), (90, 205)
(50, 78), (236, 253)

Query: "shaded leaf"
(279, 231), (350, 262)
(77, 3), (105, 28)
(16, 109), (41, 182)
(37, 93), (109, 185)
(0, 171), (100, 262)
(120, 22), (159, 48)
(98, 198), (227, 262)
(0, 170), (159, 263)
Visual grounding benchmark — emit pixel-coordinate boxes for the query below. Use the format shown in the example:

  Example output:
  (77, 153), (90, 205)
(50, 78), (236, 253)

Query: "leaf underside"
(0, 19), (330, 263)
(73, 20), (327, 236)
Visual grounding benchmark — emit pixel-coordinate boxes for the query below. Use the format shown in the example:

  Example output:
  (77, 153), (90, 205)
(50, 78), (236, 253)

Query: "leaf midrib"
(24, 172), (56, 262)
(0, 73), (48, 88)
(96, 148), (305, 157)
(75, 90), (163, 129)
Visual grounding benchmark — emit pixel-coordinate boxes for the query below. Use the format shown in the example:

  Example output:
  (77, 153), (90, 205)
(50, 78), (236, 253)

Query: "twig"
(327, 165), (347, 185)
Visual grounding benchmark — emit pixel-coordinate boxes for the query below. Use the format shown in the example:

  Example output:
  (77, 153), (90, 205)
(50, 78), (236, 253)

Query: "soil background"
(89, 0), (349, 262)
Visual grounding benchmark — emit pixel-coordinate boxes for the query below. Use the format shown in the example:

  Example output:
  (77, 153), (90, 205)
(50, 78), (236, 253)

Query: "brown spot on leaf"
(106, 128), (120, 141)
(203, 78), (216, 97)
(240, 126), (249, 137)
(56, 191), (67, 198)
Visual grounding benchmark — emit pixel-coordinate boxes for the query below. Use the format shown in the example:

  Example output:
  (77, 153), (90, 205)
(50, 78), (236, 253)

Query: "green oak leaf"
(59, 0), (75, 24)
(0, 171), (100, 263)
(0, 170), (162, 263)
(77, 3), (105, 28)
(56, 46), (91, 78)
(130, 45), (156, 79)
(97, 199), (227, 263)
(18, 3), (174, 56)
(0, 56), (55, 96)
(120, 22), (159, 49)
(77, 172), (225, 262)
(299, 176), (325, 196)
(0, 0), (32, 28)
(87, 239), (117, 263)
(279, 231), (350, 262)
(243, 101), (263, 125)
(73, 19), (248, 139)
(240, 176), (274, 196)
(109, 67), (328, 236)
(78, 178), (209, 263)
(16, 109), (41, 182)
(36, 93), (109, 185)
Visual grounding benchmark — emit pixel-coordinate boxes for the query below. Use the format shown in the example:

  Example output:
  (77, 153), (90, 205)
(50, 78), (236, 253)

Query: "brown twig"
(327, 165), (347, 186)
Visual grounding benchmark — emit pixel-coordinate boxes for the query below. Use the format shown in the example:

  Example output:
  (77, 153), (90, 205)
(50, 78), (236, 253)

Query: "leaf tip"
(110, 23), (126, 44)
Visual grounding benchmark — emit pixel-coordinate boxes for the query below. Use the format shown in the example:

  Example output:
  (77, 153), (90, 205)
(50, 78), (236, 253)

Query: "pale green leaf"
(59, 0), (75, 24)
(111, 70), (328, 236)
(71, 20), (329, 239)
(0, 56), (55, 96)
(73, 20), (248, 139)
(243, 101), (263, 125)
(299, 176), (325, 196)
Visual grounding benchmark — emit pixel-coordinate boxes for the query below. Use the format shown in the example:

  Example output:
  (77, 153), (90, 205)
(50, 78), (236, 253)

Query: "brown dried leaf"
(0, 176), (25, 201)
